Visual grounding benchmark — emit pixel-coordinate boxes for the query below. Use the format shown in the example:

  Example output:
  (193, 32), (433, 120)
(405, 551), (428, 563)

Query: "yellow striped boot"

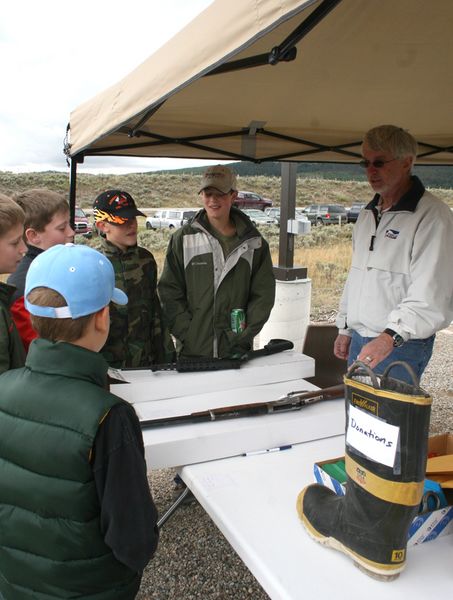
(296, 361), (432, 581)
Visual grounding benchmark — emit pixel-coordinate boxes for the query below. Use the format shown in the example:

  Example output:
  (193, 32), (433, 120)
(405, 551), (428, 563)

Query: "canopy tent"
(66, 0), (453, 276)
(67, 0), (453, 165)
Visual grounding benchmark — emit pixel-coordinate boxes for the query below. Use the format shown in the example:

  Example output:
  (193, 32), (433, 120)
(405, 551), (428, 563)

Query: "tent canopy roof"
(68, 0), (453, 165)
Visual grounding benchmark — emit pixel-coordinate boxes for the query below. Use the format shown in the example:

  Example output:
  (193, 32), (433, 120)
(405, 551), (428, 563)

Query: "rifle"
(149, 338), (294, 372)
(140, 383), (344, 429)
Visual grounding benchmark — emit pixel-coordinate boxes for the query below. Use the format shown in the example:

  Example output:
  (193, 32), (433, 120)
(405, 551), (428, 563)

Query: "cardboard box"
(313, 433), (453, 546)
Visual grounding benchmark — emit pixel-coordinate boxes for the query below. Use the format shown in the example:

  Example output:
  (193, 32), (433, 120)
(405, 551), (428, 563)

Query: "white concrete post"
(255, 278), (311, 352)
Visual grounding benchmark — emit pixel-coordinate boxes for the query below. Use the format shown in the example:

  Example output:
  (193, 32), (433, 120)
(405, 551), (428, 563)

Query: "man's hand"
(334, 334), (351, 360)
(357, 333), (394, 369)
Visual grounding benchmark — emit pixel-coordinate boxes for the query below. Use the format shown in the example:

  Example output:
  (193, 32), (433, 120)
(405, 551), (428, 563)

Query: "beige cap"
(199, 165), (237, 194)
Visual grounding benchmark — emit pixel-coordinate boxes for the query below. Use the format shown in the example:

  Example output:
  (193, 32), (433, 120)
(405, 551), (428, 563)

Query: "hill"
(1, 169), (452, 210)
(156, 161), (453, 189)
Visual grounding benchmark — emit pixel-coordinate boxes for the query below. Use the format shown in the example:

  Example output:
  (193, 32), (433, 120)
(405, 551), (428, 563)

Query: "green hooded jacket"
(99, 238), (174, 367)
(158, 207), (275, 358)
(0, 281), (25, 374)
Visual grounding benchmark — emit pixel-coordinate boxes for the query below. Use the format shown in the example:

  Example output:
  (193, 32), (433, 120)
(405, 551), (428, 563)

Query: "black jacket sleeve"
(92, 402), (159, 572)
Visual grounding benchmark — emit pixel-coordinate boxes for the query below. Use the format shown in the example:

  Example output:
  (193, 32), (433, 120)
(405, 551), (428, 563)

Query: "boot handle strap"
(347, 360), (422, 393)
(346, 360), (380, 388)
(381, 361), (420, 388)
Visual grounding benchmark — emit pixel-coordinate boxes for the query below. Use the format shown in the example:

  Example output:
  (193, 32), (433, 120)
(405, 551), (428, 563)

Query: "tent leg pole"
(273, 162), (306, 281)
(69, 158), (78, 229)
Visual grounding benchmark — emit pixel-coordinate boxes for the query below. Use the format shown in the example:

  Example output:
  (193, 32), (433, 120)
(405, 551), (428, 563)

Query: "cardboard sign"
(346, 404), (399, 467)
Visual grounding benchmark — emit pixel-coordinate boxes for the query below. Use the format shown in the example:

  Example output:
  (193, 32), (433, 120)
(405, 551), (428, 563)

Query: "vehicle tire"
(169, 224), (175, 229)
(316, 218), (324, 226)
(146, 222), (153, 230)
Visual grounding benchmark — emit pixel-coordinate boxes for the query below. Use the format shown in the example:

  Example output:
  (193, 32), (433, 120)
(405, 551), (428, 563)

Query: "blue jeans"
(348, 330), (435, 385)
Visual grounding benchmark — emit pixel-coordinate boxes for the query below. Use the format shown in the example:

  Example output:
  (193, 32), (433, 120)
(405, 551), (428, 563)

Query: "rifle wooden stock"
(140, 383), (344, 430)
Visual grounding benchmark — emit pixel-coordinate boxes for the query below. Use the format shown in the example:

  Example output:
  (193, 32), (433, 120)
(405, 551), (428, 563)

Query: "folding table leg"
(157, 487), (192, 529)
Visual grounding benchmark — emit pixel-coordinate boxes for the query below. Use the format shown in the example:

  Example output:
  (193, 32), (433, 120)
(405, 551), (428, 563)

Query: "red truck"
(233, 191), (272, 211)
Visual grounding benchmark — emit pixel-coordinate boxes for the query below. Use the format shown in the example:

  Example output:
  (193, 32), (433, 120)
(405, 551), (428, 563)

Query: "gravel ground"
(137, 325), (453, 600)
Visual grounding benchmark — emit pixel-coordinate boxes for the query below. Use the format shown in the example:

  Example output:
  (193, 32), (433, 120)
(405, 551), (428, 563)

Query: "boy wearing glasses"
(334, 124), (453, 382)
(158, 165), (275, 359)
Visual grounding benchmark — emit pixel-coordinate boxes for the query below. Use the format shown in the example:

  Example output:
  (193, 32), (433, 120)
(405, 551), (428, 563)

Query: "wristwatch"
(383, 328), (405, 347)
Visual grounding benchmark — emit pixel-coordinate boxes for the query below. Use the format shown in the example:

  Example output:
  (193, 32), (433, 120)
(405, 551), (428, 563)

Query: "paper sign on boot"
(346, 405), (399, 467)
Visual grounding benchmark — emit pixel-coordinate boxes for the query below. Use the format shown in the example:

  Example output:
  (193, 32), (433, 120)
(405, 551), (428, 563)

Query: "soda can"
(231, 308), (246, 333)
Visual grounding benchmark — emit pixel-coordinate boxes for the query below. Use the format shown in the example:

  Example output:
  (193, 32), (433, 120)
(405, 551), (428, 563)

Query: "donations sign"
(346, 404), (399, 467)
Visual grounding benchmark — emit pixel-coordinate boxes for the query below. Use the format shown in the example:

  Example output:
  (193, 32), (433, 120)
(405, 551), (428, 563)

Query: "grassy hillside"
(157, 160), (453, 189)
(1, 170), (453, 210)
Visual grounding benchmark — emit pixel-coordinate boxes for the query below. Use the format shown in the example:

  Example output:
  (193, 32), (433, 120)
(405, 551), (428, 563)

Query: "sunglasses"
(359, 158), (398, 169)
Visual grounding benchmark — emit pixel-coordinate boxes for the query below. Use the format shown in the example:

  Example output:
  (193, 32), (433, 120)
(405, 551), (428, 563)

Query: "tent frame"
(67, 0), (453, 280)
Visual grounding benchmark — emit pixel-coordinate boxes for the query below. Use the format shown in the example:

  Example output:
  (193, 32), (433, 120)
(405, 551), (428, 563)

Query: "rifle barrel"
(140, 383), (344, 430)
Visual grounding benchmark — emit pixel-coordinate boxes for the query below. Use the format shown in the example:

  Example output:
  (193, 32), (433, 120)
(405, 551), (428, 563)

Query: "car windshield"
(75, 207), (86, 218)
(245, 210), (264, 216)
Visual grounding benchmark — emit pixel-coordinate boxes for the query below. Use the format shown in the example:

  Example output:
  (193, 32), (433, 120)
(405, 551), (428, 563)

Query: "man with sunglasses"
(334, 124), (453, 383)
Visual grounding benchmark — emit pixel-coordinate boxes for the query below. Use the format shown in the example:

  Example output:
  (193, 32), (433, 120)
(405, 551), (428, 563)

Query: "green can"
(231, 308), (246, 333)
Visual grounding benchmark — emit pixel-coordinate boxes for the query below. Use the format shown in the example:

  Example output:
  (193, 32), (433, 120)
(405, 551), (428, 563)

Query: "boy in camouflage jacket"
(93, 190), (174, 368)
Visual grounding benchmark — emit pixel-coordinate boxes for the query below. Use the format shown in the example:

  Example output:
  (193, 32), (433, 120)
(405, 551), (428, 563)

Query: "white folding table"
(112, 351), (452, 600)
(180, 434), (452, 599)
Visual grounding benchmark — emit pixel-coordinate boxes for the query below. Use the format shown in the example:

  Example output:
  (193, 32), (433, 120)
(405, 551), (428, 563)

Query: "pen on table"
(242, 445), (292, 457)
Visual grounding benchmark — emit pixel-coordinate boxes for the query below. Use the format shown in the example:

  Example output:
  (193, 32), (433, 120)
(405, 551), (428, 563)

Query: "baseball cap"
(199, 165), (237, 194)
(25, 244), (128, 319)
(93, 190), (146, 224)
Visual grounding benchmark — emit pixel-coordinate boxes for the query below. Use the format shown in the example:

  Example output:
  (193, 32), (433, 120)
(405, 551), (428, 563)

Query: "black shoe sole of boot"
(296, 488), (402, 581)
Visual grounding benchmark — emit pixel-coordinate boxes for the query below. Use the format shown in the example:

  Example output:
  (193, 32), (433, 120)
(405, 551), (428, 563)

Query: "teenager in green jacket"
(158, 165), (276, 359)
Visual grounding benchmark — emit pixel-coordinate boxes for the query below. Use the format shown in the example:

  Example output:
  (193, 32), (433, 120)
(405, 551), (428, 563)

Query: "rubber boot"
(296, 361), (432, 580)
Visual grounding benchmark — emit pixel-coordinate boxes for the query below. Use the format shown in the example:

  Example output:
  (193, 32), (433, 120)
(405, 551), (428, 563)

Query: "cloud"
(0, 0), (214, 173)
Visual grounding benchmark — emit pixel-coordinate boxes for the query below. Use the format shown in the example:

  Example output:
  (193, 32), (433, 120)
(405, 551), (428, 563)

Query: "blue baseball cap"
(25, 243), (128, 319)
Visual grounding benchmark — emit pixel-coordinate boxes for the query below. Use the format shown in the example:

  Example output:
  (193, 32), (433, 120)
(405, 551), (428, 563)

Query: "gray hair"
(363, 125), (418, 162)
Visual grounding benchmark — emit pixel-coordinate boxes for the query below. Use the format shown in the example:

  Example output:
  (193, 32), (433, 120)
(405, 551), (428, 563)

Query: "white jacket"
(337, 181), (453, 340)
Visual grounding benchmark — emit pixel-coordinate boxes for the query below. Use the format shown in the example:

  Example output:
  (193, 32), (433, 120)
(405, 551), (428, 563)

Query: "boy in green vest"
(0, 243), (159, 599)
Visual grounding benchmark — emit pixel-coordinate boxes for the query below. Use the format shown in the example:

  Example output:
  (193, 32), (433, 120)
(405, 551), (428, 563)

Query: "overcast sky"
(0, 0), (218, 174)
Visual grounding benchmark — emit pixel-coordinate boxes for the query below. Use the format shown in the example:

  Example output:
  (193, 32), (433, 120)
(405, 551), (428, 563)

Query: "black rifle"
(150, 338), (294, 372)
(140, 384), (344, 429)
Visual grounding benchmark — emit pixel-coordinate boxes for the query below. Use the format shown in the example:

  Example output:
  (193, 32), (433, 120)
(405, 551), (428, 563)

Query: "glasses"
(359, 158), (398, 169)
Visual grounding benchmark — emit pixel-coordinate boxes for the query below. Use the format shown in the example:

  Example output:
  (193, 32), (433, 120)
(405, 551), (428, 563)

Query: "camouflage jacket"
(99, 239), (175, 368)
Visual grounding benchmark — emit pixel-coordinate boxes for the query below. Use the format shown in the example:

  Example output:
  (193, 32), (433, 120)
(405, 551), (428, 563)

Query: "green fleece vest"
(0, 339), (140, 600)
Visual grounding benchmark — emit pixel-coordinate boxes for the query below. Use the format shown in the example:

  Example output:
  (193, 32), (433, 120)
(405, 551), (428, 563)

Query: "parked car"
(242, 209), (278, 226)
(264, 207), (281, 223)
(347, 202), (366, 223)
(74, 206), (92, 238)
(265, 207), (310, 227)
(146, 208), (198, 230)
(304, 204), (348, 226)
(234, 191), (272, 211)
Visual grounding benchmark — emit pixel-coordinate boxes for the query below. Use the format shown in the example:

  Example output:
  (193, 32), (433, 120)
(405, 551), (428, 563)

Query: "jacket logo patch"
(385, 229), (399, 239)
